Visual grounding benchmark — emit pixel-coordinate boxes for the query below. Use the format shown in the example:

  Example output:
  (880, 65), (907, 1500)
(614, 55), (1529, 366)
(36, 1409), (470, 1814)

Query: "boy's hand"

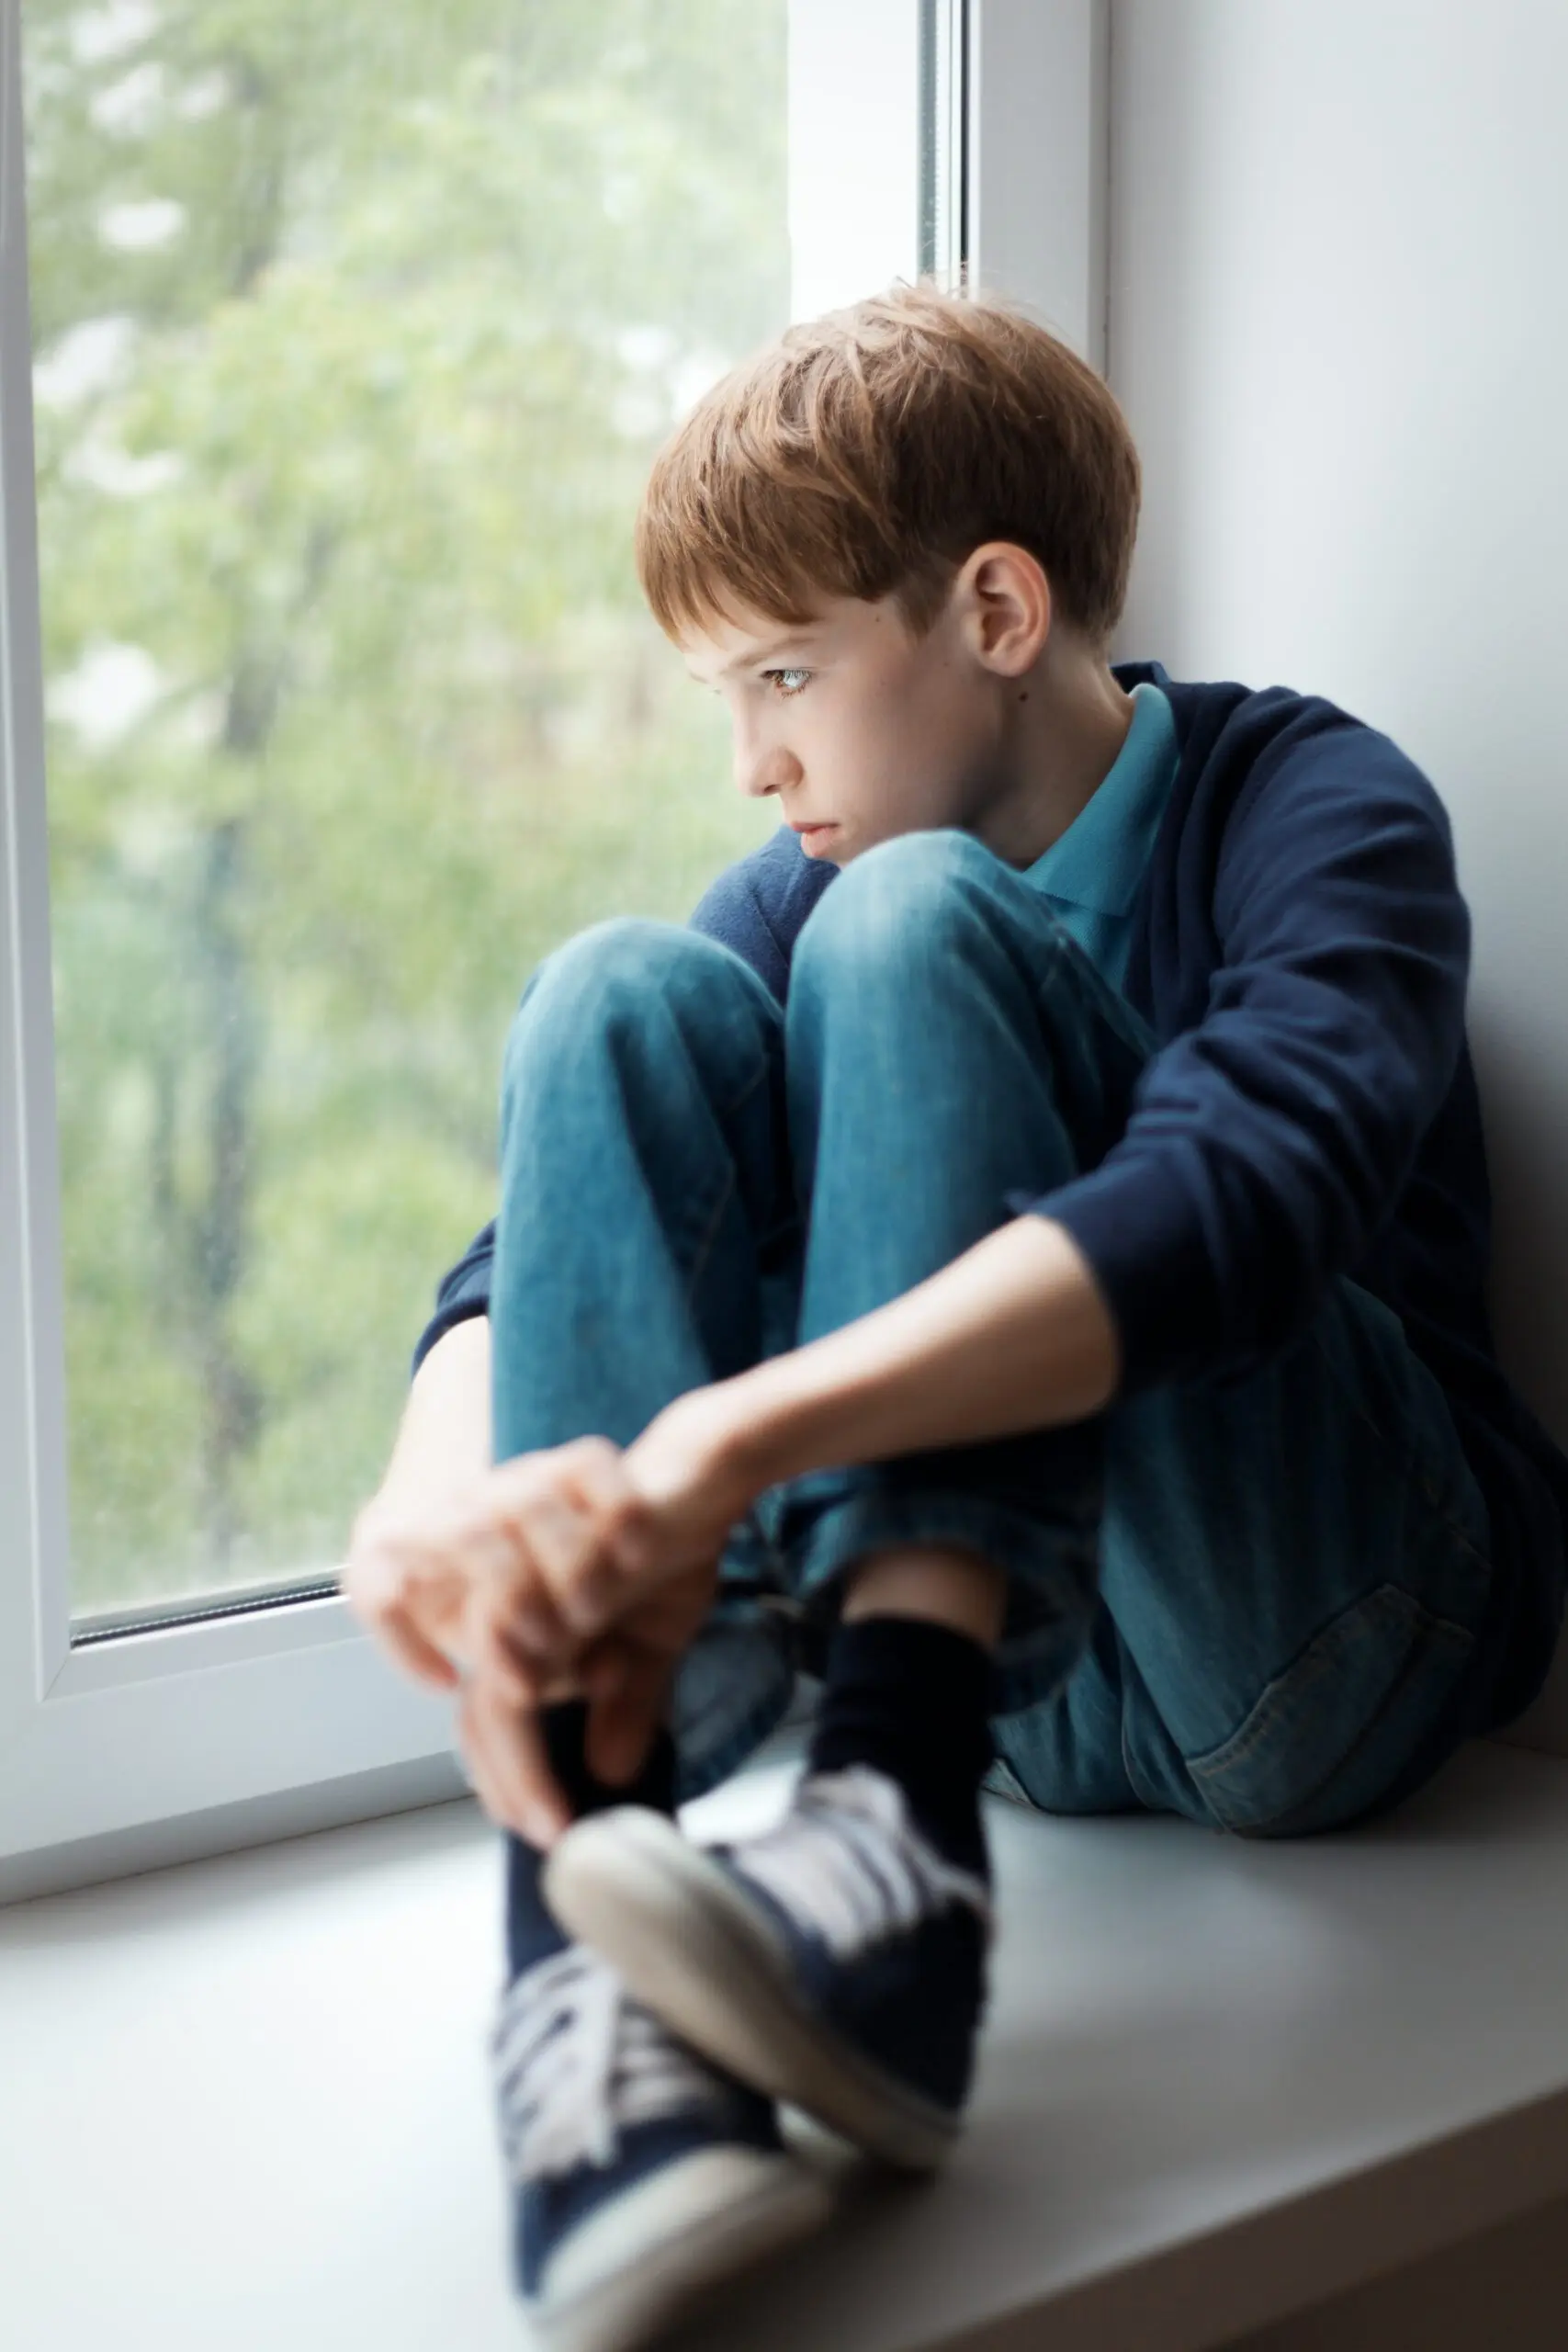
(343, 1437), (639, 1705)
(345, 1413), (753, 1677)
(343, 1402), (760, 1839)
(450, 1566), (716, 1844)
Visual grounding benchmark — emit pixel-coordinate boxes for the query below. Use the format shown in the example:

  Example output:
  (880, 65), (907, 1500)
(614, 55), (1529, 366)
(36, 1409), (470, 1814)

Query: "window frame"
(0, 0), (1107, 1902)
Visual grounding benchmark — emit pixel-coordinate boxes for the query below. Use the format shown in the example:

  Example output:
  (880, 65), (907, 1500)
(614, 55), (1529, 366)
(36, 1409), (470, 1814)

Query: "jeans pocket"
(1184, 1582), (1478, 1838)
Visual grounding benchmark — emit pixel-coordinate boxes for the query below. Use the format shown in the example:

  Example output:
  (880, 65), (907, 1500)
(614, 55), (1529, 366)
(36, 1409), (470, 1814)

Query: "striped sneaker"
(544, 1767), (992, 2174)
(491, 1940), (829, 2352)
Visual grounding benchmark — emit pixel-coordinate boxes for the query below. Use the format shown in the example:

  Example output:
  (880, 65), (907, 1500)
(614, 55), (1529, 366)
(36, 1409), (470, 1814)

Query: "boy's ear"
(955, 542), (1053, 677)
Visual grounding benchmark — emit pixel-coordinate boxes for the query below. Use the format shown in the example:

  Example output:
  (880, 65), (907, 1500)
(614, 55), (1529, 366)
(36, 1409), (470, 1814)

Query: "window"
(31, 2), (796, 1628)
(0, 0), (1100, 1894)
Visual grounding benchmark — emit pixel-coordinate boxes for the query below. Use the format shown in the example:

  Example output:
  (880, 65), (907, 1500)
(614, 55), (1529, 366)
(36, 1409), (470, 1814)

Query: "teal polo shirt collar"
(1024, 682), (1178, 914)
(1019, 682), (1179, 996)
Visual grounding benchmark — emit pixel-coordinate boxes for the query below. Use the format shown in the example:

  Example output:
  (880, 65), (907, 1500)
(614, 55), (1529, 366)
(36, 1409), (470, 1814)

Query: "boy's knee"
(520, 915), (692, 1015)
(504, 916), (769, 1082)
(509, 915), (722, 1046)
(794, 829), (998, 985)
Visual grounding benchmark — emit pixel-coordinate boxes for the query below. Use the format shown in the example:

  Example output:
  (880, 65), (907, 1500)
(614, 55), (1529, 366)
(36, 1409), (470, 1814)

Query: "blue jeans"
(491, 829), (1496, 1838)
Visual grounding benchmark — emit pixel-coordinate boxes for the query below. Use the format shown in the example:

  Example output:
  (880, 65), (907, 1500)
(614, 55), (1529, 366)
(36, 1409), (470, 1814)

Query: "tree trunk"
(186, 811), (263, 1573)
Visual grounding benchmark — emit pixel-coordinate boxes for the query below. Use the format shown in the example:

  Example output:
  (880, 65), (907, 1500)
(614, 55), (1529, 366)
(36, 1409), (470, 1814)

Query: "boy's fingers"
(477, 1612), (588, 1709)
(348, 1534), (469, 1657)
(369, 1600), (460, 1691)
(561, 1439), (646, 1545)
(487, 1568), (572, 1667)
(458, 1717), (553, 1850)
(558, 1476), (660, 1634)
(457, 1673), (572, 1849)
(443, 1484), (572, 1661)
(580, 1639), (629, 1707)
(472, 1611), (540, 1708)
(481, 1459), (604, 1631)
(585, 1648), (671, 1788)
(501, 1440), (655, 1636)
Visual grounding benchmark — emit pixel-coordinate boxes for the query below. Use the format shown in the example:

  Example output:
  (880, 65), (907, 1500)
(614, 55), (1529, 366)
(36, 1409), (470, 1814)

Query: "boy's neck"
(970, 650), (1136, 872)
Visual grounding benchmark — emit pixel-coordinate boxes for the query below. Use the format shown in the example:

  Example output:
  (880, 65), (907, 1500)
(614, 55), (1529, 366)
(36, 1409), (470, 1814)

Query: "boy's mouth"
(790, 820), (838, 852)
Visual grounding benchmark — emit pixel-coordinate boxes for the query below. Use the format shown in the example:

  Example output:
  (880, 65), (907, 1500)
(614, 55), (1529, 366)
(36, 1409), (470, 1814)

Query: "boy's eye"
(762, 667), (812, 698)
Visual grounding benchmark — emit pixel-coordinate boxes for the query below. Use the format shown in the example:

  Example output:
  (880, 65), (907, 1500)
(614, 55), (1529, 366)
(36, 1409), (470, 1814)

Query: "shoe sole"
(532, 2151), (830, 2352)
(544, 1812), (958, 2173)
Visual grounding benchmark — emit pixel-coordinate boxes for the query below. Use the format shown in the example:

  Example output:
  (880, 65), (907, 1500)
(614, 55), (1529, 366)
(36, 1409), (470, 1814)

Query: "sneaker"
(491, 1940), (830, 2352)
(543, 1766), (992, 2173)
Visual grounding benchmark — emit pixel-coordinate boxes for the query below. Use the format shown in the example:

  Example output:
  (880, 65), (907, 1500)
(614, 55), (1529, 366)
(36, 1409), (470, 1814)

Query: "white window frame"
(965, 0), (1109, 368)
(0, 0), (1107, 1902)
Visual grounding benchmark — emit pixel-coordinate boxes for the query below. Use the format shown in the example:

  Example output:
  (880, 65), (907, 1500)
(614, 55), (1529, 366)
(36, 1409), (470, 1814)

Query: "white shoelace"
(722, 1766), (993, 1960)
(491, 1943), (728, 2186)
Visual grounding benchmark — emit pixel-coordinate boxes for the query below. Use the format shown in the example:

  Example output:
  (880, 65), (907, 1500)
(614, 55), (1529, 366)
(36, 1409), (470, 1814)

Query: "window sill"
(5, 1741), (1568, 2351)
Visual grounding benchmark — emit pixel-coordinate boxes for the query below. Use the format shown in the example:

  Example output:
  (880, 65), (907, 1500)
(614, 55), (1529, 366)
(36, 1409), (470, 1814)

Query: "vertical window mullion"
(919, 0), (970, 290)
(0, 0), (73, 1723)
(966, 0), (1109, 366)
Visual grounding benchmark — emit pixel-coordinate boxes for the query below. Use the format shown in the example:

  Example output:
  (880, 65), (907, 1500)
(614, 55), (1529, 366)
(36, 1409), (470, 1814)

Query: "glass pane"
(23, 0), (788, 1617)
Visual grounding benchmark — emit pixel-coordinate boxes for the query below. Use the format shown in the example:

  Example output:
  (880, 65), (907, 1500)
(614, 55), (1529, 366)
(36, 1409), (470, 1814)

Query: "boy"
(344, 285), (1568, 2351)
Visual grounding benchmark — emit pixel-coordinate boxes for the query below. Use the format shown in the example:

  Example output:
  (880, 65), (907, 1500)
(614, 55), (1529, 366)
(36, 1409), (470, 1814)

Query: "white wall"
(1107, 0), (1568, 1742)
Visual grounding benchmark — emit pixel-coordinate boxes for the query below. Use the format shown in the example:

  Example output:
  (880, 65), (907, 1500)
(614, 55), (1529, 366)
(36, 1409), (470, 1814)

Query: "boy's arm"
(346, 1315), (493, 1690)
(410, 1223), (494, 1383)
(371, 1311), (493, 1518)
(1045, 701), (1472, 1394)
(645, 1209), (1119, 1504)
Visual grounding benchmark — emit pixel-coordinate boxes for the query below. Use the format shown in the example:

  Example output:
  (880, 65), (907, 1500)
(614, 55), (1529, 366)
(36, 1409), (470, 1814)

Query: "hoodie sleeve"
(1033, 703), (1472, 1390)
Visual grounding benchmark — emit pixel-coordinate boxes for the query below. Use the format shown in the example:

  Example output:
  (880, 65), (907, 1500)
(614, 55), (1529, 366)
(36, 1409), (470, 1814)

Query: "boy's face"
(680, 586), (1005, 866)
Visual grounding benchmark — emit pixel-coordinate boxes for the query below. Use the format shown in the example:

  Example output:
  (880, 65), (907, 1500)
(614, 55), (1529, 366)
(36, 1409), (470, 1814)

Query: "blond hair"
(636, 282), (1141, 646)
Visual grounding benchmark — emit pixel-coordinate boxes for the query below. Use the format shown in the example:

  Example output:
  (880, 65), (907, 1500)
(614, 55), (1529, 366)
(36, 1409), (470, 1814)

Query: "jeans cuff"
(667, 1611), (798, 1804)
(781, 1484), (1097, 1716)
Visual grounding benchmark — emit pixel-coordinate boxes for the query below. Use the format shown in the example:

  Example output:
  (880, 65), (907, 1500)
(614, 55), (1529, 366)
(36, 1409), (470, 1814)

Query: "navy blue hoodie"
(413, 663), (1568, 1732)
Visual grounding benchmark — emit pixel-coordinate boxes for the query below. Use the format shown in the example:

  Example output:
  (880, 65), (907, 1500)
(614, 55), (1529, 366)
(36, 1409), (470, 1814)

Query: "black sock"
(504, 1702), (677, 1982)
(807, 1617), (994, 1880)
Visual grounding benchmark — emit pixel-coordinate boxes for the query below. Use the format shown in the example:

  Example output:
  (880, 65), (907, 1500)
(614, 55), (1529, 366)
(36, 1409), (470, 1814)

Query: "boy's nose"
(736, 742), (805, 800)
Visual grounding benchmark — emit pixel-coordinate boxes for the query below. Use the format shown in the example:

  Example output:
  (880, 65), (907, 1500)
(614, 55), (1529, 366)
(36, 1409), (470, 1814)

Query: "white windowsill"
(5, 1738), (1568, 2352)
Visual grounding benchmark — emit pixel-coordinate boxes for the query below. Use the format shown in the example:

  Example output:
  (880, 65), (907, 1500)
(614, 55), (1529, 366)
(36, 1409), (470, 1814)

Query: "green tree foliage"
(24, 0), (787, 1607)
